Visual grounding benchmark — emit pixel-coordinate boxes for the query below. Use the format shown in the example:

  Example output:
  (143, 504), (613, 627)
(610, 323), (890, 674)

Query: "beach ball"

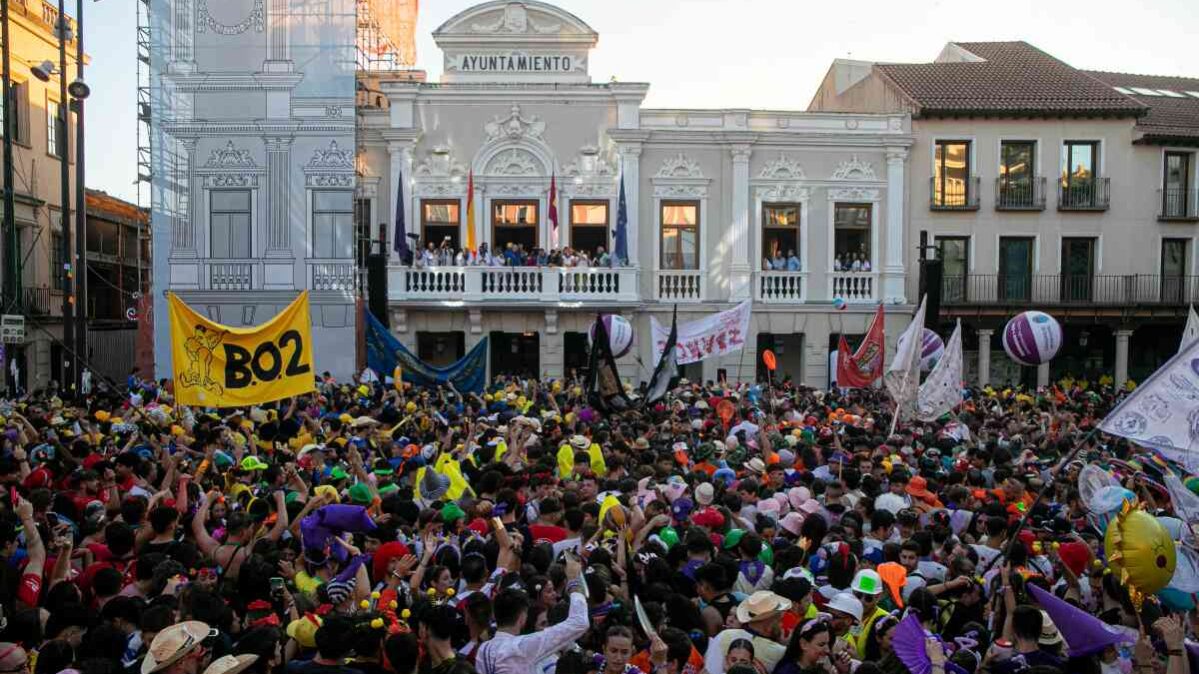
(1105, 507), (1176, 597)
(1003, 310), (1062, 366)
(832, 297), (848, 311)
(920, 329), (945, 372)
(588, 314), (634, 359)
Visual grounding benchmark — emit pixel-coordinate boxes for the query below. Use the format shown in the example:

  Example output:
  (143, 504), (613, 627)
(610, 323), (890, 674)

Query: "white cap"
(851, 569), (883, 596)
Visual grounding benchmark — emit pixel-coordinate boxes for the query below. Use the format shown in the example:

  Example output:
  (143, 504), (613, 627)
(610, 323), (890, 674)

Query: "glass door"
(999, 141), (1035, 208)
(938, 237), (969, 302)
(1162, 238), (1189, 303)
(1165, 152), (1191, 218)
(999, 237), (1033, 301)
(1060, 238), (1095, 302)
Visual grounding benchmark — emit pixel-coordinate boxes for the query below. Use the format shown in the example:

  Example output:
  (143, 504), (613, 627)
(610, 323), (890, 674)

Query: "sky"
(83, 0), (1199, 203)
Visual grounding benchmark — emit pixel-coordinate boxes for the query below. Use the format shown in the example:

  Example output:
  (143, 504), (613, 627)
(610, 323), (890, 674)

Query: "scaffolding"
(357, 0), (417, 72)
(135, 0), (150, 297)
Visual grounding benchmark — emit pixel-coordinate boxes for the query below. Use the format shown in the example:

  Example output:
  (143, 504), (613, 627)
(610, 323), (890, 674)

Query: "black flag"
(644, 305), (678, 405)
(586, 315), (631, 413)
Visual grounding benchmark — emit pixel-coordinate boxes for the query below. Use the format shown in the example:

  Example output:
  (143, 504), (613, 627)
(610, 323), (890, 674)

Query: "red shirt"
(528, 524), (568, 543)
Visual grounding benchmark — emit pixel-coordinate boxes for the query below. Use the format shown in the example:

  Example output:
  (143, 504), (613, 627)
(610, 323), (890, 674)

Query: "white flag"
(1098, 334), (1199, 461)
(1183, 305), (1199, 353)
(885, 296), (928, 422)
(916, 320), (963, 421)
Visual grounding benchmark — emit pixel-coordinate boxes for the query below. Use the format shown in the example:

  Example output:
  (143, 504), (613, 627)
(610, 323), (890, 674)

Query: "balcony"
(929, 176), (980, 211)
(655, 270), (704, 302)
(942, 273), (1199, 307)
(1058, 177), (1110, 211)
(391, 266), (641, 304)
(755, 271), (808, 303)
(829, 271), (879, 303)
(1158, 188), (1199, 221)
(311, 262), (356, 292)
(995, 177), (1046, 211)
(207, 261), (254, 291)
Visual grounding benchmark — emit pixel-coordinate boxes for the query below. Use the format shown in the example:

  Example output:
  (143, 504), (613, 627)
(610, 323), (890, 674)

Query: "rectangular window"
(999, 141), (1036, 208)
(999, 236), (1034, 301)
(1, 82), (25, 144)
(833, 203), (871, 271)
(422, 199), (461, 252)
(47, 99), (65, 159)
(354, 197), (373, 265)
(312, 190), (354, 258)
(762, 203), (800, 270)
(1060, 237), (1096, 302)
(209, 190), (252, 258)
(50, 232), (63, 291)
(937, 236), (969, 302)
(569, 200), (608, 258)
(1060, 141), (1101, 208)
(660, 200), (699, 270)
(1162, 238), (1189, 303)
(933, 140), (971, 207)
(492, 200), (538, 253)
(1164, 152), (1193, 218)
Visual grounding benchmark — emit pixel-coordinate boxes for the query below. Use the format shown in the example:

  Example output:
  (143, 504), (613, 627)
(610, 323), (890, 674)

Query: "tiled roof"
(1084, 70), (1199, 140)
(874, 41), (1147, 118)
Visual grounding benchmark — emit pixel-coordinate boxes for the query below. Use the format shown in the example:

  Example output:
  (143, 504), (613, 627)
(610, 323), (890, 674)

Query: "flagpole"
(977, 429), (1095, 575)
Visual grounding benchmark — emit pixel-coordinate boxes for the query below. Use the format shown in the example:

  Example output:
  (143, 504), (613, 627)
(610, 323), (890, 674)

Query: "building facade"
(811, 42), (1199, 386)
(0, 0), (83, 392)
(358, 0), (915, 387)
(84, 189), (149, 383)
(149, 0), (358, 378)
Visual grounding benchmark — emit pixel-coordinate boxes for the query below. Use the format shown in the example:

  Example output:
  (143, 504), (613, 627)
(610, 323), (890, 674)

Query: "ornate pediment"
(437, 1), (596, 38)
(758, 155), (806, 181)
(484, 104), (546, 143)
(828, 186), (881, 201)
(757, 185), (810, 202)
(562, 145), (614, 179)
(307, 140), (355, 170)
(414, 147), (468, 178)
(656, 154), (704, 179)
(205, 141), (256, 168)
(654, 184), (708, 199)
(486, 148), (541, 176)
(831, 155), (877, 181)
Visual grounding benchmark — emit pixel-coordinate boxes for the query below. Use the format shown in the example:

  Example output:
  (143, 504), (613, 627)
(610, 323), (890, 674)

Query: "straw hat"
(141, 621), (215, 674)
(203, 655), (258, 674)
(734, 591), (792, 624)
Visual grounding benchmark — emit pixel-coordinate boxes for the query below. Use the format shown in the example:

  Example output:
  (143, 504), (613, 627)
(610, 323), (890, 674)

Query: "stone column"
(264, 137), (294, 256)
(388, 142), (414, 264)
(266, 0), (291, 68)
(173, 138), (198, 256)
(1115, 329), (1134, 387)
(884, 148), (908, 303)
(171, 0), (194, 72)
(1037, 362), (1050, 388)
(618, 144), (642, 266)
(977, 328), (993, 386)
(729, 145), (752, 301)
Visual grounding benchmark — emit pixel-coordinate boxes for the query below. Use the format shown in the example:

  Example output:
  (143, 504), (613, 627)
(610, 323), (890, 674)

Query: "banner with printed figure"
(651, 301), (751, 365)
(168, 292), (316, 407)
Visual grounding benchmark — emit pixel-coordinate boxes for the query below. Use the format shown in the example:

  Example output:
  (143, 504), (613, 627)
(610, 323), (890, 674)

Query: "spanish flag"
(465, 169), (477, 253)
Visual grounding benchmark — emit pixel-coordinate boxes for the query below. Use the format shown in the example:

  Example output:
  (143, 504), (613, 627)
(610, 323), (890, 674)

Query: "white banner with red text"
(651, 301), (751, 365)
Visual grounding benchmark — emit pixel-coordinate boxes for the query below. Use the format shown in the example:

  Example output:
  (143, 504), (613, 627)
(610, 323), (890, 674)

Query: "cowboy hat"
(734, 591), (792, 624)
(141, 621), (216, 674)
(203, 655), (258, 674)
(569, 435), (591, 450)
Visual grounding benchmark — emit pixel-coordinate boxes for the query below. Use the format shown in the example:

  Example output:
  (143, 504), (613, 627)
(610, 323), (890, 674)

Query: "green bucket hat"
(347, 482), (373, 505)
(723, 528), (746, 550)
(329, 465), (349, 481)
(441, 502), (466, 524)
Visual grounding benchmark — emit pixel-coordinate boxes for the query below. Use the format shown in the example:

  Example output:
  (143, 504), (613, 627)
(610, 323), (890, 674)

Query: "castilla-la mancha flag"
(837, 304), (885, 388)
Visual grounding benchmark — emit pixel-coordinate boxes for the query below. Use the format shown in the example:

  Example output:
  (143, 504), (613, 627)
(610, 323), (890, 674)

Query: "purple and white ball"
(589, 314), (634, 359)
(1003, 310), (1062, 366)
(920, 329), (945, 372)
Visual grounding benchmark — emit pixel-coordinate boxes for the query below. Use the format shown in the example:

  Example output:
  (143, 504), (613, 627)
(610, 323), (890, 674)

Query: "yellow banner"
(168, 291), (317, 407)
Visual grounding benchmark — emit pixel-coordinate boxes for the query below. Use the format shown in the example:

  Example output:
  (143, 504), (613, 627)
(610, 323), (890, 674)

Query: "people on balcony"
(833, 251), (872, 273)
(408, 239), (627, 268)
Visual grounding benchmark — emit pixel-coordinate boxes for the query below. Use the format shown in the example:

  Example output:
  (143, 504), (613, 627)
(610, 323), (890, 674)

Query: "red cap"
(692, 508), (726, 529)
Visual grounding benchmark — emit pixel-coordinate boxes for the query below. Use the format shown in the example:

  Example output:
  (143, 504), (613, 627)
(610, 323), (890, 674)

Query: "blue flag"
(394, 170), (410, 263)
(614, 173), (629, 265)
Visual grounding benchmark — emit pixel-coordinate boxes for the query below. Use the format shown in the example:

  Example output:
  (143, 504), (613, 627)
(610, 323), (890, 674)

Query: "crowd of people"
(414, 240), (625, 269)
(0, 371), (1191, 674)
